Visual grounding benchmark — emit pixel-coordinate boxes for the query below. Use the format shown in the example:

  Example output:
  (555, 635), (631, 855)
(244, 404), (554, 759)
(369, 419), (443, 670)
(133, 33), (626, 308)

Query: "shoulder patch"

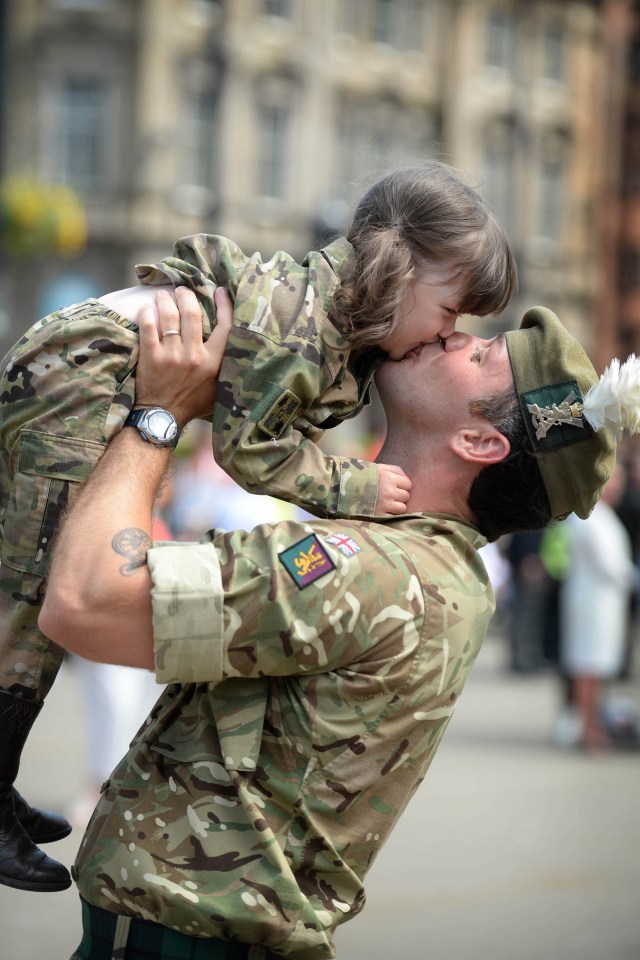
(279, 534), (336, 589)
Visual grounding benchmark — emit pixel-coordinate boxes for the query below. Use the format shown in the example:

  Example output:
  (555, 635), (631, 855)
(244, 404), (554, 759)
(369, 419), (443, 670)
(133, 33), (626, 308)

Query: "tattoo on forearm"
(112, 528), (152, 576)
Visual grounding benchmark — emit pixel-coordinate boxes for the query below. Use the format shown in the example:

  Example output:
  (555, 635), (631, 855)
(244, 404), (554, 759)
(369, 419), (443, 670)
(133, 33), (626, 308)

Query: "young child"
(0, 161), (517, 892)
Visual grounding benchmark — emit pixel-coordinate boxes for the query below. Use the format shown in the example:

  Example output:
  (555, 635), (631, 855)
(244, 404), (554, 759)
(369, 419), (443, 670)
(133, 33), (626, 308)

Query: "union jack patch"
(325, 532), (361, 557)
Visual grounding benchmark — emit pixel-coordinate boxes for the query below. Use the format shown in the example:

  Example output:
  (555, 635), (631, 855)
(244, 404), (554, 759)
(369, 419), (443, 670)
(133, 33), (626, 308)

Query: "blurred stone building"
(0, 0), (635, 369)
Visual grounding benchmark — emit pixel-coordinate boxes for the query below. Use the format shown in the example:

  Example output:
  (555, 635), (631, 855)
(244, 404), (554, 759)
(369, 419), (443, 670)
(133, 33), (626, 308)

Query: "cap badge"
(527, 390), (584, 441)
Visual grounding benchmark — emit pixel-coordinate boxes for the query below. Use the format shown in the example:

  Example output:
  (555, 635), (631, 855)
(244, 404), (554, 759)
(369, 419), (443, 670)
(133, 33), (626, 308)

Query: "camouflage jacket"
(73, 513), (494, 959)
(136, 236), (381, 519)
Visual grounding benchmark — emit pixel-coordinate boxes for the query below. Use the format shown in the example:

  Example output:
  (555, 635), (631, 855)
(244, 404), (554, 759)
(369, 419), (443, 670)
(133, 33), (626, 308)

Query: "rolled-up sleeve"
(146, 519), (424, 689)
(147, 541), (224, 684)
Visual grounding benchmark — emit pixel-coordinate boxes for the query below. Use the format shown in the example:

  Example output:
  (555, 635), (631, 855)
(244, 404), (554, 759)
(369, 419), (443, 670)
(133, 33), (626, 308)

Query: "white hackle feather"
(581, 354), (640, 439)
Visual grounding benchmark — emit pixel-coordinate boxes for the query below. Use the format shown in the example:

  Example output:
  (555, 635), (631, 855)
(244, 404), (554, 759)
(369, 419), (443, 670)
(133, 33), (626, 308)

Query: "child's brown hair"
(330, 161), (518, 349)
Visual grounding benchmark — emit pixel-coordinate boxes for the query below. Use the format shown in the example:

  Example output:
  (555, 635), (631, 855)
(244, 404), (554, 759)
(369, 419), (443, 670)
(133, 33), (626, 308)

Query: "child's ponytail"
(330, 225), (414, 349)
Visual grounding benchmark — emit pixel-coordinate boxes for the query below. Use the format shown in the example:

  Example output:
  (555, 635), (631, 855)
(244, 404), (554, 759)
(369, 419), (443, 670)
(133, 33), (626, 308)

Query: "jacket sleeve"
(213, 322), (380, 519)
(137, 235), (380, 518)
(135, 233), (252, 329)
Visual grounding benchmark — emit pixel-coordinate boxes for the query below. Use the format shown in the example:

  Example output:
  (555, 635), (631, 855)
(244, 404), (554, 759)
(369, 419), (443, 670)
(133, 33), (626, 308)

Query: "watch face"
(147, 409), (179, 444)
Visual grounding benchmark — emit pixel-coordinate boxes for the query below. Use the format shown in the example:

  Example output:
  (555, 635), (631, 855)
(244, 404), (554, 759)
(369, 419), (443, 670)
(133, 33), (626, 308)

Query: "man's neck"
(376, 437), (477, 524)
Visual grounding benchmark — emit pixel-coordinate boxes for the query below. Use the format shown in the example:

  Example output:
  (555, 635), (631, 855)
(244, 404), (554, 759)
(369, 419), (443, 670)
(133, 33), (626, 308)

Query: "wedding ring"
(162, 330), (181, 338)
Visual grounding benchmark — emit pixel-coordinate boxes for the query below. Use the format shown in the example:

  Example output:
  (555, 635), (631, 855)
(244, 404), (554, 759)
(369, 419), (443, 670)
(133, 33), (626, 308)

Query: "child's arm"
(139, 237), (391, 517)
(212, 323), (404, 519)
(213, 387), (382, 518)
(135, 234), (250, 331)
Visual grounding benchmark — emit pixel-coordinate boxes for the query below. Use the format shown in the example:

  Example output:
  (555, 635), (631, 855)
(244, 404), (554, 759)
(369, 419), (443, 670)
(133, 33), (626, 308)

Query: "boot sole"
(0, 871), (72, 892)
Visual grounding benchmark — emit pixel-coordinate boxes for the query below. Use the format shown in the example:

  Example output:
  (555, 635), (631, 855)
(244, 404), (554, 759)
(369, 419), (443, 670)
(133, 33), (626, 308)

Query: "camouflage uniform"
(0, 300), (141, 696)
(73, 513), (494, 959)
(0, 235), (379, 699)
(136, 235), (380, 516)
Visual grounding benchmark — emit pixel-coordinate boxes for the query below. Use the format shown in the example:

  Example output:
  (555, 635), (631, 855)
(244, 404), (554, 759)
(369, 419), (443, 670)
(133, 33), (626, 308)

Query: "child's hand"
(376, 463), (412, 514)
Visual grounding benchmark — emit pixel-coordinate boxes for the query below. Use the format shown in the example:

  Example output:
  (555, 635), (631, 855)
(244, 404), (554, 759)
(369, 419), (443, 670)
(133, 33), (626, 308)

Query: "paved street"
(1, 627), (639, 960)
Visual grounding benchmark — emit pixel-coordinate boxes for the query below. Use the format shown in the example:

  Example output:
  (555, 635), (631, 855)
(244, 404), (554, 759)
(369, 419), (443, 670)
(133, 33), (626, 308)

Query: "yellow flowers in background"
(0, 177), (86, 258)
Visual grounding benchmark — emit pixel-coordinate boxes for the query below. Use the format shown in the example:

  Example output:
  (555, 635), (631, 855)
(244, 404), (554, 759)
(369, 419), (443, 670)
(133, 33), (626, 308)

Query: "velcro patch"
(279, 534), (335, 589)
(258, 389), (302, 439)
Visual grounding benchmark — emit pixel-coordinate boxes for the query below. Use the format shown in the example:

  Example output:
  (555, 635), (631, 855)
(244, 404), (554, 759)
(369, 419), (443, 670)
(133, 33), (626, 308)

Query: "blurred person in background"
(613, 446), (640, 678)
(505, 530), (549, 674)
(0, 161), (517, 892)
(560, 463), (638, 751)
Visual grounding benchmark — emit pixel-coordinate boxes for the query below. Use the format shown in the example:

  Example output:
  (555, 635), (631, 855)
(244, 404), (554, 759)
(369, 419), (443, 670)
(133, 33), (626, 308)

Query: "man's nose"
(441, 331), (471, 351)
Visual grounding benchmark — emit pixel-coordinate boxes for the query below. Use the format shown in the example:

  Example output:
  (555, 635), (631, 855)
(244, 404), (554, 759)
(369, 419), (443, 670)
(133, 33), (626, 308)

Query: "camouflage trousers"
(0, 299), (139, 700)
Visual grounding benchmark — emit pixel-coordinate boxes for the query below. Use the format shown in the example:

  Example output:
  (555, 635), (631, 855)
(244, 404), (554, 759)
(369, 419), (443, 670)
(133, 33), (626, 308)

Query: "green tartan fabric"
(73, 900), (282, 959)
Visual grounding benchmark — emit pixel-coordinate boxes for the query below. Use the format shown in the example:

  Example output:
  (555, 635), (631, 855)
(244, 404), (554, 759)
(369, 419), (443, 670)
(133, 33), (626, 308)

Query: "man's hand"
(135, 286), (233, 425)
(376, 462), (412, 514)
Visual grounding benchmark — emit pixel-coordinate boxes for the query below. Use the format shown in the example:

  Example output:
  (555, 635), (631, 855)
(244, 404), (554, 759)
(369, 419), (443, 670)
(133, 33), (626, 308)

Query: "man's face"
(376, 330), (513, 434)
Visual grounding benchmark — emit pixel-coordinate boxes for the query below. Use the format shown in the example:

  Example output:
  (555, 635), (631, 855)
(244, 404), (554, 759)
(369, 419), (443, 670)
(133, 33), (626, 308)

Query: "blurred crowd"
(65, 426), (640, 829)
(484, 443), (640, 755)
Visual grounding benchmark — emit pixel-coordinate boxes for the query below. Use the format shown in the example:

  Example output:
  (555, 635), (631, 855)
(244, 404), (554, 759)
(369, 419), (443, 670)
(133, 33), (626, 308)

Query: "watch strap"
(124, 408), (149, 430)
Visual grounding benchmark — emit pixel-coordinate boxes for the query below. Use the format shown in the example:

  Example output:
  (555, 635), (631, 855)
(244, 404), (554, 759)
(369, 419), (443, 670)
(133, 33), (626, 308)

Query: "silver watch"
(124, 407), (180, 448)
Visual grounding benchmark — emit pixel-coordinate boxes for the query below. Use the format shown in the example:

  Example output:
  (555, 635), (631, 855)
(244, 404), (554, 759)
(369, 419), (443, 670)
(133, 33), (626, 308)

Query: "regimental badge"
(279, 534), (336, 589)
(527, 390), (584, 440)
(520, 380), (592, 453)
(325, 532), (361, 556)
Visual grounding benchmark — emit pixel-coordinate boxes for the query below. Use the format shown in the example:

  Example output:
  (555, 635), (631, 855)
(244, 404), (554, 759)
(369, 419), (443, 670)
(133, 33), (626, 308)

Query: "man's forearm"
(38, 429), (171, 669)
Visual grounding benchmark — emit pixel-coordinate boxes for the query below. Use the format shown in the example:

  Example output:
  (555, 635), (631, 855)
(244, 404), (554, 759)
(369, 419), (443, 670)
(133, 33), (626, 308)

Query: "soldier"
(0, 161), (517, 891)
(37, 287), (635, 959)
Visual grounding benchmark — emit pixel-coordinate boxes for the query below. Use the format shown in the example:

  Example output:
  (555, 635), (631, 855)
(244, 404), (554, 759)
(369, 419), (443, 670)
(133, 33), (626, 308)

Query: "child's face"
(380, 267), (462, 361)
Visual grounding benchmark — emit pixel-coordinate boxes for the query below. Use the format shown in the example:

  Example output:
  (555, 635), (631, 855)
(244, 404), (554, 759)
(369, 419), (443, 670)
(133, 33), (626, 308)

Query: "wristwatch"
(124, 407), (181, 448)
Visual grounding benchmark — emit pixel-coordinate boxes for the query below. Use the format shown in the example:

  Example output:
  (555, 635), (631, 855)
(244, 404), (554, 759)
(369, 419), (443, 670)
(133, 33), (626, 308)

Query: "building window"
(537, 153), (565, 246)
(50, 0), (111, 7)
(403, 0), (428, 52)
(335, 96), (436, 204)
(338, 0), (427, 51)
(182, 90), (217, 190)
(258, 102), (290, 200)
(337, 0), (362, 36)
(262, 0), (292, 19)
(542, 22), (566, 83)
(482, 123), (515, 234)
(373, 0), (394, 44)
(59, 78), (106, 189)
(486, 8), (515, 71)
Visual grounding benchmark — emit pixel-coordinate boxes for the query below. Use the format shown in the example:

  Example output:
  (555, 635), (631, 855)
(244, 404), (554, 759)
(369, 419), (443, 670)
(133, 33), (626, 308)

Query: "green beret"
(505, 306), (616, 520)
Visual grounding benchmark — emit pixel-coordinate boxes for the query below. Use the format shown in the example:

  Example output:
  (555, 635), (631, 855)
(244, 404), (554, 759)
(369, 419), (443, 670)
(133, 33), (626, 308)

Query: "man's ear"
(450, 427), (510, 465)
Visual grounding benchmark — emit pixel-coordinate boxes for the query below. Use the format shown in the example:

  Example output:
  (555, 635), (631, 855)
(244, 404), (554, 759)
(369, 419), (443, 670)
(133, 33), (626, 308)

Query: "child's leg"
(0, 298), (138, 891)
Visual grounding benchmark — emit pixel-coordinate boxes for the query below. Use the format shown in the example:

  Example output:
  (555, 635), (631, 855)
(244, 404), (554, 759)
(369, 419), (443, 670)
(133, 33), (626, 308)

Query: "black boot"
(13, 788), (72, 844)
(0, 689), (72, 891)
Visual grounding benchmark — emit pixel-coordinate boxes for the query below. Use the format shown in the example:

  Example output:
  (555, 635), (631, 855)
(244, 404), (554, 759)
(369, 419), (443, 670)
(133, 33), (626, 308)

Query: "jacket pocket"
(149, 678), (268, 774)
(1, 430), (105, 575)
